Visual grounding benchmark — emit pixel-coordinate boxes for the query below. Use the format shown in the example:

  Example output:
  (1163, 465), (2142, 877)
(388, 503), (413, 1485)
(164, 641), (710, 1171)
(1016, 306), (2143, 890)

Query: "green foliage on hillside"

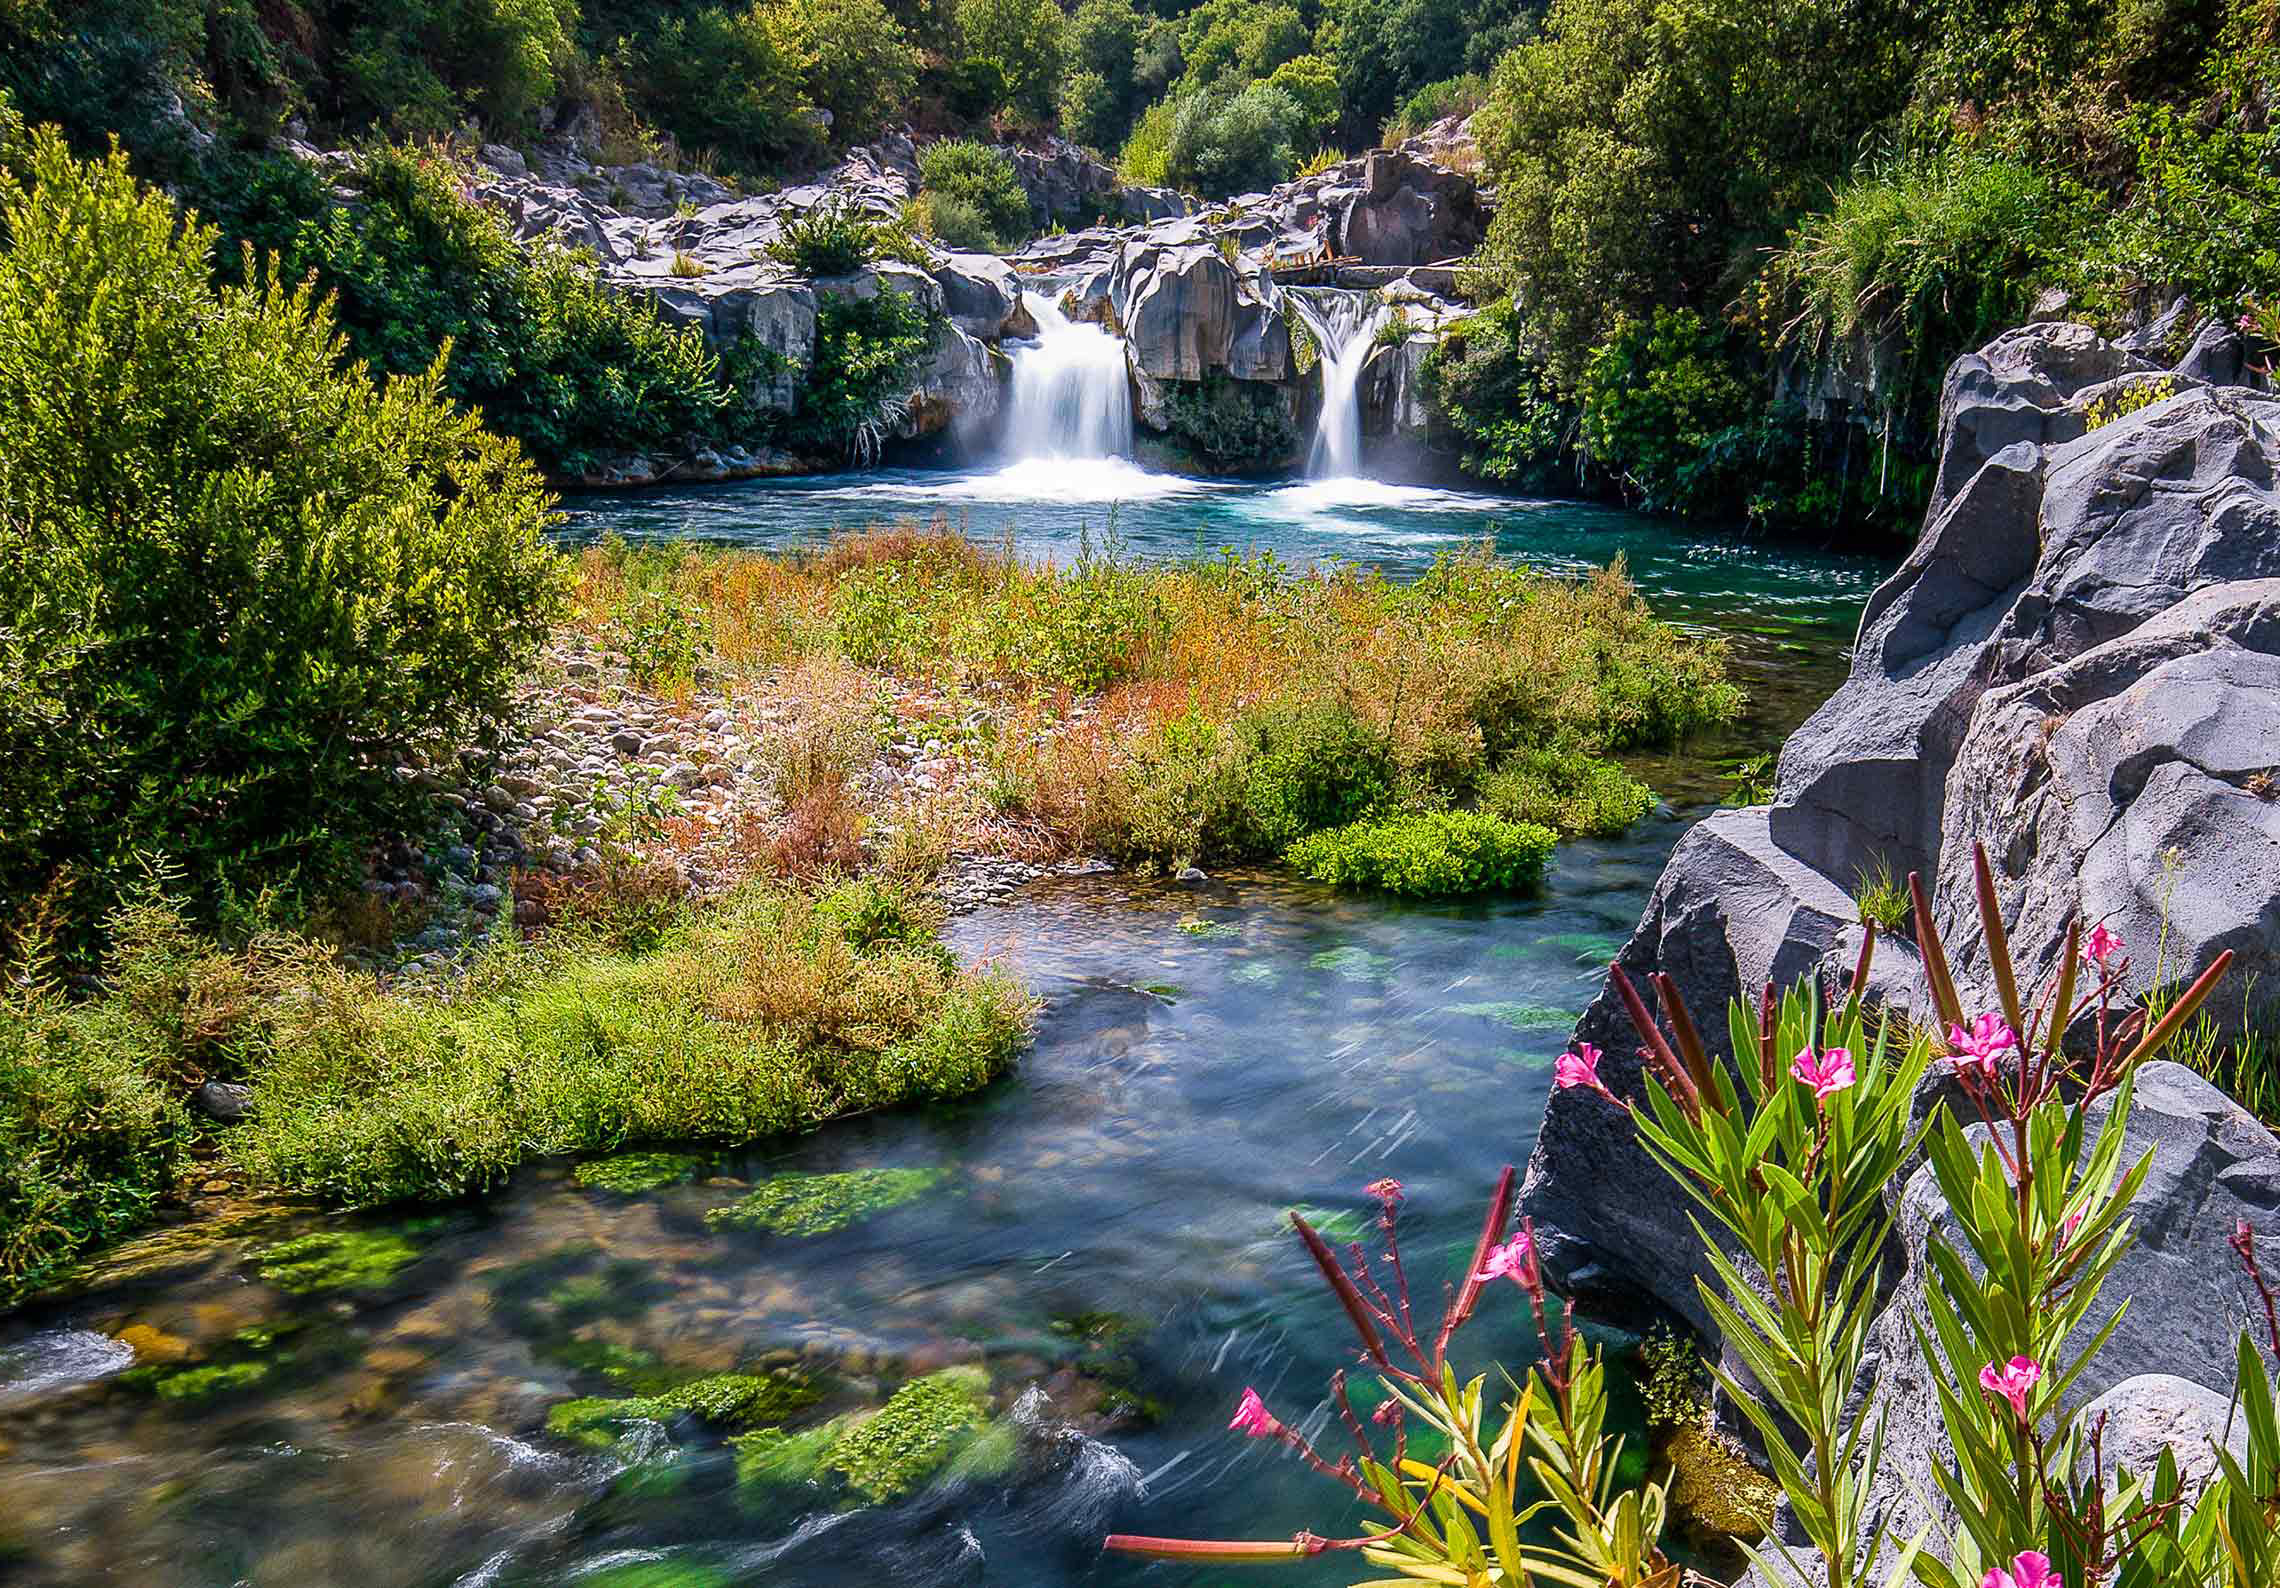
(1432, 0), (2280, 538)
(0, 127), (565, 939)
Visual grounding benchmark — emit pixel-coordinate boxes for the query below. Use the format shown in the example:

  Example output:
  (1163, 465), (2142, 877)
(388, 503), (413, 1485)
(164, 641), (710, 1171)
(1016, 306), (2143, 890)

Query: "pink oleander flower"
(1980, 1355), (2043, 1421)
(1553, 1042), (1604, 1092)
(1790, 1044), (1856, 1101)
(1228, 1387), (1278, 1438)
(1371, 1397), (1401, 1425)
(1946, 1012), (2019, 1077)
(1983, 1550), (2061, 1588)
(1475, 1228), (1539, 1288)
(2086, 923), (2123, 967)
(2059, 1209), (2084, 1248)
(1363, 1178), (1404, 1207)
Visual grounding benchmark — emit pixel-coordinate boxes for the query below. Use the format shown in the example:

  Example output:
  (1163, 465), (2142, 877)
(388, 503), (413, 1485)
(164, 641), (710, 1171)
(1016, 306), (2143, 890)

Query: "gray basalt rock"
(1525, 320), (2280, 1585)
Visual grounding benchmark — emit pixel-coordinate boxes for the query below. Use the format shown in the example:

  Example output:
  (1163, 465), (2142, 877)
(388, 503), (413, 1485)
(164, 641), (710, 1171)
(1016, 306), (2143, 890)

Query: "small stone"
(610, 730), (646, 757)
(194, 1081), (253, 1121)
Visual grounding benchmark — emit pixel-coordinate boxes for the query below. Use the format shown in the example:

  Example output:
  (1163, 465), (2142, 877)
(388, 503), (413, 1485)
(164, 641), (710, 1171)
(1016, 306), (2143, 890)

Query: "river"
(0, 468), (1888, 1587)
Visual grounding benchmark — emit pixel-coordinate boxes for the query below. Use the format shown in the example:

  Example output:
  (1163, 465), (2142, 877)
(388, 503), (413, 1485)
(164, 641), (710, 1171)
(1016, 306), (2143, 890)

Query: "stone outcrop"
(1522, 319), (2280, 1579)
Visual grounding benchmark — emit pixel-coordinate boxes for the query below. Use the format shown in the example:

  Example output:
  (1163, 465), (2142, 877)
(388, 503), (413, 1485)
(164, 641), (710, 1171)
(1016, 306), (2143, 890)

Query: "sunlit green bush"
(915, 138), (1033, 249)
(0, 128), (565, 938)
(1285, 809), (1556, 895)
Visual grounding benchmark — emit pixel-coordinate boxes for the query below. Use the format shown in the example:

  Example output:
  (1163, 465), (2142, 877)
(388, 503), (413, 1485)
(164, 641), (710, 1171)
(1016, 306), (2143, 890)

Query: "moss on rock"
(572, 1152), (706, 1193)
(703, 1167), (948, 1237)
(545, 1370), (821, 1448)
(823, 1366), (992, 1502)
(1662, 1423), (1778, 1541)
(251, 1227), (423, 1293)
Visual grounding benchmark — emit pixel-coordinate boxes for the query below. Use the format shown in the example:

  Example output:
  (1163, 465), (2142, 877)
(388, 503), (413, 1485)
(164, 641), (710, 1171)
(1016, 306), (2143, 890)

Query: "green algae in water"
(546, 1371), (822, 1448)
(704, 1166), (947, 1237)
(547, 1338), (680, 1394)
(732, 1417), (850, 1498)
(1176, 917), (1240, 940)
(1308, 945), (1393, 980)
(1535, 931), (1626, 964)
(251, 1227), (423, 1293)
(572, 1152), (705, 1193)
(1445, 1001), (1579, 1032)
(582, 1564), (731, 1588)
(151, 1360), (271, 1401)
(1500, 1049), (1559, 1070)
(825, 1366), (991, 1502)
(1283, 1203), (1370, 1243)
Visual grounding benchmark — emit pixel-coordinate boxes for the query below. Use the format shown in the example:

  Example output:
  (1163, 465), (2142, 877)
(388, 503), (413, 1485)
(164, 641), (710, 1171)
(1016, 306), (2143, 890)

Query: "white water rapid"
(1288, 288), (1386, 479)
(1003, 290), (1134, 463)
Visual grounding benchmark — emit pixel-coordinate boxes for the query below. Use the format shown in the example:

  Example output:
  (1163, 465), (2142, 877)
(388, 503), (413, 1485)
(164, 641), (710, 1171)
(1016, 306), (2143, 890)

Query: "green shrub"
(612, 8), (821, 176)
(1284, 810), (1556, 896)
(915, 139), (1032, 249)
(1382, 72), (1488, 144)
(1121, 699), (1397, 867)
(766, 0), (922, 146)
(1160, 376), (1301, 470)
(1263, 54), (1343, 142)
(779, 288), (941, 462)
(224, 881), (1033, 1205)
(0, 130), (565, 939)
(1420, 300), (1573, 488)
(0, 980), (188, 1304)
(1577, 308), (1757, 514)
(1060, 0), (1143, 148)
(766, 202), (883, 277)
(1162, 82), (1305, 197)
(217, 143), (735, 479)
(1478, 747), (1655, 838)
(908, 189), (999, 252)
(1118, 99), (1178, 187)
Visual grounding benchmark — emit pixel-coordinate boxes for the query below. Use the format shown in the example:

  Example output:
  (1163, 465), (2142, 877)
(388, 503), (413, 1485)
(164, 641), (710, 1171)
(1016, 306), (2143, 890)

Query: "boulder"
(930, 252), (1024, 340)
(1110, 235), (1289, 388)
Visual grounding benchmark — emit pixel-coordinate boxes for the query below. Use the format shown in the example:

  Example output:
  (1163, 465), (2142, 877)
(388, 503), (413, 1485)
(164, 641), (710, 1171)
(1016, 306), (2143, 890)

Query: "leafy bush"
(1262, 54), (1343, 141)
(0, 129), (564, 939)
(955, 0), (1065, 119)
(1174, 0), (1307, 93)
(915, 138), (1032, 249)
(220, 143), (735, 478)
(1162, 82), (1306, 196)
(1060, 0), (1144, 148)
(1118, 99), (1178, 187)
(765, 0), (923, 145)
(1159, 376), (1301, 470)
(0, 971), (189, 1304)
(1382, 71), (1488, 143)
(1419, 299), (1573, 488)
(225, 879), (1033, 1204)
(907, 189), (999, 251)
(611, 7), (822, 176)
(766, 201), (884, 277)
(1285, 810), (1557, 895)
(1577, 308), (1757, 514)
(1318, 0), (1530, 146)
(1478, 747), (1655, 837)
(1119, 699), (1396, 867)
(779, 289), (941, 462)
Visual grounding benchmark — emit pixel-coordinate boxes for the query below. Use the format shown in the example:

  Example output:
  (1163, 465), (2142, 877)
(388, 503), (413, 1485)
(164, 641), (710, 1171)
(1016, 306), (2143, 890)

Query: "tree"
(0, 124), (565, 938)
(955, 0), (1065, 119)
(764, 0), (922, 145)
(1471, 0), (1921, 382)
(1061, 0), (1143, 146)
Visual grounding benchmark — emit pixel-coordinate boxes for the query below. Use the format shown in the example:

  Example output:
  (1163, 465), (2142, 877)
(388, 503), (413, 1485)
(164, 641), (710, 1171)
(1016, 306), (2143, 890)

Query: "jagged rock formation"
(1519, 319), (2280, 1582)
(459, 126), (1482, 481)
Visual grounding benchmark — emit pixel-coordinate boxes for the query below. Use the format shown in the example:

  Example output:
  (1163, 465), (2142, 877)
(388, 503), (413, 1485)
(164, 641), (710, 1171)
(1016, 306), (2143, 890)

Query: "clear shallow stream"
(0, 468), (1889, 1587)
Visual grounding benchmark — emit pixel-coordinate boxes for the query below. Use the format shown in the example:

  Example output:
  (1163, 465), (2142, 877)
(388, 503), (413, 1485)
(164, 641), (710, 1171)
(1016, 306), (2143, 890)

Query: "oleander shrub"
(0, 128), (565, 943)
(766, 201), (883, 277)
(1284, 810), (1556, 895)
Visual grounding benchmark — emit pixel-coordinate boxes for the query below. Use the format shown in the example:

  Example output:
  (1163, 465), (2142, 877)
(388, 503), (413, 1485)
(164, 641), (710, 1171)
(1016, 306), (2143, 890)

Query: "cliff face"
(1522, 318), (2280, 1330)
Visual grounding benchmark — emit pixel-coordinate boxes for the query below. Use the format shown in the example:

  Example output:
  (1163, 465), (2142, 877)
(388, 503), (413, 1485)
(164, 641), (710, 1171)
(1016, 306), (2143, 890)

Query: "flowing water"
(1001, 295), (1135, 466)
(1284, 290), (1384, 481)
(0, 466), (1891, 1586)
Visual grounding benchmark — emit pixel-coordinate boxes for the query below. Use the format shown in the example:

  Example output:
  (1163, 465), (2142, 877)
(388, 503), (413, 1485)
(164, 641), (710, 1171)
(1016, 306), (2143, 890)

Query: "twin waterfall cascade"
(1001, 291), (1134, 463)
(1288, 289), (1386, 480)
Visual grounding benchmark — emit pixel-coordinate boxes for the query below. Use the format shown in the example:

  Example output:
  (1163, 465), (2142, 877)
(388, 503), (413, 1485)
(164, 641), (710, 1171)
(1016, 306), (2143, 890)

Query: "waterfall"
(1002, 290), (1133, 461)
(1289, 289), (1386, 479)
